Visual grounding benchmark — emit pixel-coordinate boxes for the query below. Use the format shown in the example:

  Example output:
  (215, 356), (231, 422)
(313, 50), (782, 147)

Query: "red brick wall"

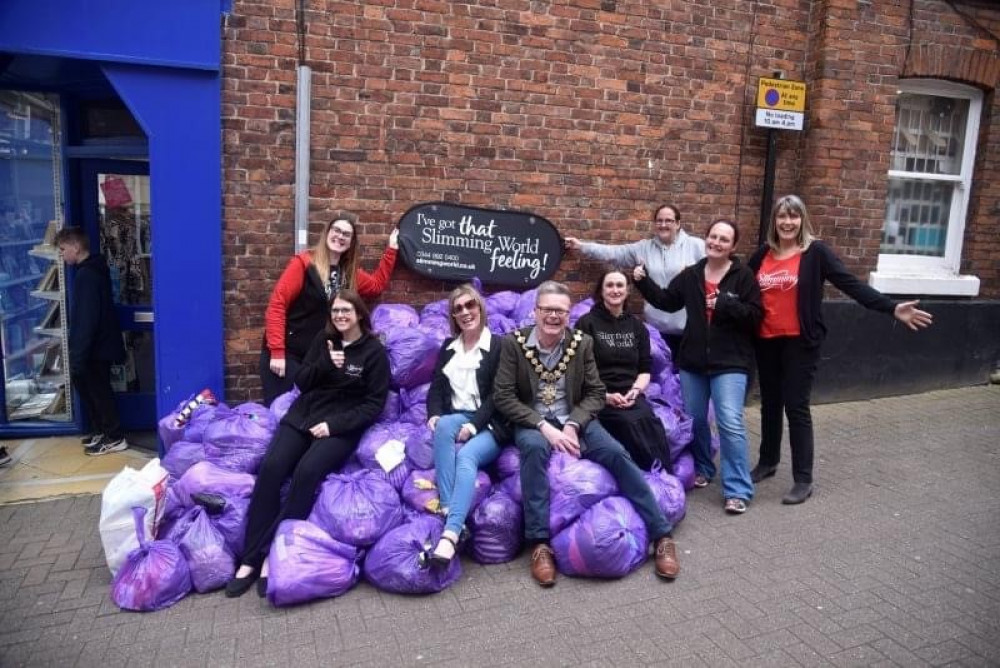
(222, 0), (1000, 401)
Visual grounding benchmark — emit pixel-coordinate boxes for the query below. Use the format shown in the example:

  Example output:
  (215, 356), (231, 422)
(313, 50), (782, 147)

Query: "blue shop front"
(0, 1), (225, 445)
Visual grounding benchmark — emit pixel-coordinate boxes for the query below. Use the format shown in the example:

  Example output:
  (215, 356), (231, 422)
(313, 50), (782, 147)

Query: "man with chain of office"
(493, 280), (681, 587)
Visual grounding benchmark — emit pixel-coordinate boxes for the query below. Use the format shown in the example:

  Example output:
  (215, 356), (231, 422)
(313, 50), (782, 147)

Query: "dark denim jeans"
(515, 419), (673, 543)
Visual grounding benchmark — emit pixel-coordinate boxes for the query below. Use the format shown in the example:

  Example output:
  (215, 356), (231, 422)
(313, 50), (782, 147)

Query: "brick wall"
(222, 0), (1000, 401)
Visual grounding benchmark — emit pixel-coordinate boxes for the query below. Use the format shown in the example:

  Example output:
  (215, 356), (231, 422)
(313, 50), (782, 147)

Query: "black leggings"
(258, 348), (303, 406)
(754, 336), (821, 484)
(240, 423), (359, 568)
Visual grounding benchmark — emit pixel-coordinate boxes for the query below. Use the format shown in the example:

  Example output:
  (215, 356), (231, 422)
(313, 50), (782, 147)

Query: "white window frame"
(870, 79), (982, 296)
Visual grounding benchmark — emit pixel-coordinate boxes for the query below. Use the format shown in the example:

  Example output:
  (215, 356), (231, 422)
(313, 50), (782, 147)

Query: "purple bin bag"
(568, 298), (593, 327)
(485, 290), (519, 318)
(162, 440), (205, 481)
(646, 324), (672, 377)
(651, 368), (685, 412)
(499, 471), (522, 504)
(643, 461), (687, 527)
(363, 514), (460, 594)
(309, 470), (403, 547)
(171, 506), (235, 593)
(267, 520), (361, 607)
(203, 403), (277, 474)
(469, 490), (523, 564)
(212, 495), (251, 557)
(552, 496), (648, 579)
(356, 421), (421, 471)
(495, 446), (520, 480)
(420, 299), (450, 319)
(384, 328), (439, 390)
(378, 390), (401, 424)
(372, 303), (420, 334)
(511, 289), (538, 323)
(403, 424), (434, 469)
(111, 507), (192, 611)
(401, 469), (441, 515)
(652, 402), (694, 462)
(672, 450), (696, 490)
(400, 383), (430, 426)
(173, 461), (256, 504)
(183, 402), (232, 444)
(487, 313), (516, 336)
(270, 386), (300, 421)
(417, 313), (451, 347)
(548, 453), (619, 535)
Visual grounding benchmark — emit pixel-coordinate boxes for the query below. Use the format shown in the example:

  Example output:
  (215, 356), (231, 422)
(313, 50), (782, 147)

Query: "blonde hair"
(312, 211), (360, 290)
(766, 195), (816, 252)
(447, 284), (489, 336)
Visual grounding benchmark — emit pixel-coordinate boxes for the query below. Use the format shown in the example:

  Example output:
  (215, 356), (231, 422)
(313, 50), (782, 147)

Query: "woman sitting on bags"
(574, 269), (672, 471)
(634, 220), (762, 515)
(426, 284), (511, 566)
(260, 211), (398, 404)
(227, 290), (390, 598)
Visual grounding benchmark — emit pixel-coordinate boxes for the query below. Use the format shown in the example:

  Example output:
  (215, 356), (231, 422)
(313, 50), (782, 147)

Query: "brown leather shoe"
(529, 544), (557, 587)
(654, 537), (680, 580)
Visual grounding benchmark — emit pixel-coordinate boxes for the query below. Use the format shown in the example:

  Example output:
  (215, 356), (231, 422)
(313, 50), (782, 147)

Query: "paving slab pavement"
(1, 386), (998, 667)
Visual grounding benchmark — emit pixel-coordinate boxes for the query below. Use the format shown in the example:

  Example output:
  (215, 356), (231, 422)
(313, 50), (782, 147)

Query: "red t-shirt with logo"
(757, 251), (801, 338)
(705, 280), (719, 324)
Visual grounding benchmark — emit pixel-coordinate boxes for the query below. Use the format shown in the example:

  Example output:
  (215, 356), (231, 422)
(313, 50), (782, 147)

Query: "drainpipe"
(294, 64), (312, 252)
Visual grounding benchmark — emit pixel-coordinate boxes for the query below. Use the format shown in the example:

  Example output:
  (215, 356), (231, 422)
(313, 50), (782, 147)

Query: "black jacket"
(575, 302), (651, 394)
(68, 253), (125, 373)
(635, 257), (762, 375)
(748, 241), (897, 347)
(282, 329), (389, 436)
(426, 332), (511, 443)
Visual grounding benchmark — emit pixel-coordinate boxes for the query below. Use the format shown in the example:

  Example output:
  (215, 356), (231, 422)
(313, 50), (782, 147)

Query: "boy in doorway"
(54, 227), (128, 455)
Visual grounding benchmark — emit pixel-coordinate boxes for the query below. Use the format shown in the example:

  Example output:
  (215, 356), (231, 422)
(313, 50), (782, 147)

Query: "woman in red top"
(259, 211), (398, 404)
(748, 195), (933, 504)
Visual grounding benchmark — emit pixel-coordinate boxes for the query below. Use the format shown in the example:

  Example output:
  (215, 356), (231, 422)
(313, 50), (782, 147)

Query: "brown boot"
(654, 536), (680, 580)
(529, 544), (557, 587)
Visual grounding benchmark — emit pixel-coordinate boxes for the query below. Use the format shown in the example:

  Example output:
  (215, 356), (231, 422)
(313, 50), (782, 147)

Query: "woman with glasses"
(634, 220), (762, 515)
(259, 211), (398, 404)
(227, 290), (390, 598)
(425, 284), (511, 566)
(565, 204), (705, 358)
(575, 269), (671, 470)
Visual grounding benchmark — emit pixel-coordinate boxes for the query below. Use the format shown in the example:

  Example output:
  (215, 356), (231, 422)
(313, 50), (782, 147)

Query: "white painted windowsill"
(869, 271), (981, 297)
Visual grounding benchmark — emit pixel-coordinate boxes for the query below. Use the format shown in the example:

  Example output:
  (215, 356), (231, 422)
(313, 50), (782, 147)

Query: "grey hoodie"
(579, 230), (706, 335)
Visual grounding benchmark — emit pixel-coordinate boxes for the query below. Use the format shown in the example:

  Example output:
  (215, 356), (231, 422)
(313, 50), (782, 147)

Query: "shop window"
(871, 80), (982, 296)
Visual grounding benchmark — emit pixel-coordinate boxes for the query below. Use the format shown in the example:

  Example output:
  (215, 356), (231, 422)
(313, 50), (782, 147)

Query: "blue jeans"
(516, 420), (673, 543)
(678, 370), (754, 501)
(432, 412), (501, 536)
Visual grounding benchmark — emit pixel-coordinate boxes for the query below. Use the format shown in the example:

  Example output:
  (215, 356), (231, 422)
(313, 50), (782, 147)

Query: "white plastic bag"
(99, 458), (169, 575)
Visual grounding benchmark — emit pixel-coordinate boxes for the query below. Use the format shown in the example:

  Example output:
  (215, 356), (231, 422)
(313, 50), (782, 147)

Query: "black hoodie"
(68, 253), (125, 373)
(635, 257), (762, 375)
(282, 329), (390, 436)
(575, 302), (651, 394)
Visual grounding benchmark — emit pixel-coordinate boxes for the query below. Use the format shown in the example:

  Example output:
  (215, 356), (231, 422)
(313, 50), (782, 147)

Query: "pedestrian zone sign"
(756, 77), (806, 131)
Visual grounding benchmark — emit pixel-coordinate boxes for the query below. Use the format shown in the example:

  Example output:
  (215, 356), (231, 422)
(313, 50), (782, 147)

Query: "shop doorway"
(78, 159), (155, 430)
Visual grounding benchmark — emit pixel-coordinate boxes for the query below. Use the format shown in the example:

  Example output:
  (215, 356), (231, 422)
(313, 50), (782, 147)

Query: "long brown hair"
(312, 211), (360, 290)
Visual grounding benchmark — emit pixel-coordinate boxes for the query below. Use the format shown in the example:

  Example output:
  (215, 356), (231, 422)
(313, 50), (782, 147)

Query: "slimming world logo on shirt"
(757, 269), (798, 292)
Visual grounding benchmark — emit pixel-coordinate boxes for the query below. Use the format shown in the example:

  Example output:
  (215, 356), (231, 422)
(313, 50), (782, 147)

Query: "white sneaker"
(81, 433), (104, 448)
(85, 436), (128, 456)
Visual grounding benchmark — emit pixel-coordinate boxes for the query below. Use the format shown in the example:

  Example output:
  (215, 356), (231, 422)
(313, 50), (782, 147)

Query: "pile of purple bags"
(116, 289), (700, 611)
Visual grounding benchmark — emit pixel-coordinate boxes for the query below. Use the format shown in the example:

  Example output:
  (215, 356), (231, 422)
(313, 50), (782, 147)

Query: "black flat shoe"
(257, 576), (268, 598)
(782, 482), (813, 505)
(224, 570), (259, 598)
(750, 464), (778, 483)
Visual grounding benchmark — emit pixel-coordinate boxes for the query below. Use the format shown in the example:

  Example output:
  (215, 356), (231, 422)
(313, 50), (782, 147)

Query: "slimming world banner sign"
(397, 202), (563, 288)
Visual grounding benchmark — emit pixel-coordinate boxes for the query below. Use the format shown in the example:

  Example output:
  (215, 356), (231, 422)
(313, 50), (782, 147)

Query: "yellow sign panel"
(757, 78), (807, 113)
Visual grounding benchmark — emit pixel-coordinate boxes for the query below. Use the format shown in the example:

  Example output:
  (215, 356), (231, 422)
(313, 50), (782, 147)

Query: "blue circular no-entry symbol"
(765, 89), (780, 106)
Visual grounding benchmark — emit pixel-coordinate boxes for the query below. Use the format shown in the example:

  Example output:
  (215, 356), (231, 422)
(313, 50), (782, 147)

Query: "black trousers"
(754, 336), (821, 483)
(598, 396), (671, 471)
(240, 423), (360, 569)
(258, 348), (303, 406)
(72, 359), (122, 440)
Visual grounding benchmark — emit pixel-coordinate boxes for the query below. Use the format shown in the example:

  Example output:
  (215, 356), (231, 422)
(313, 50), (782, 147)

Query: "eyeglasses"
(536, 306), (569, 317)
(452, 299), (480, 315)
(329, 226), (353, 240)
(330, 306), (355, 315)
(655, 218), (678, 224)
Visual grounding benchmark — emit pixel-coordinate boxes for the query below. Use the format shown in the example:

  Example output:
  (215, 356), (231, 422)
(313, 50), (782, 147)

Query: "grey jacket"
(579, 230), (706, 335)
